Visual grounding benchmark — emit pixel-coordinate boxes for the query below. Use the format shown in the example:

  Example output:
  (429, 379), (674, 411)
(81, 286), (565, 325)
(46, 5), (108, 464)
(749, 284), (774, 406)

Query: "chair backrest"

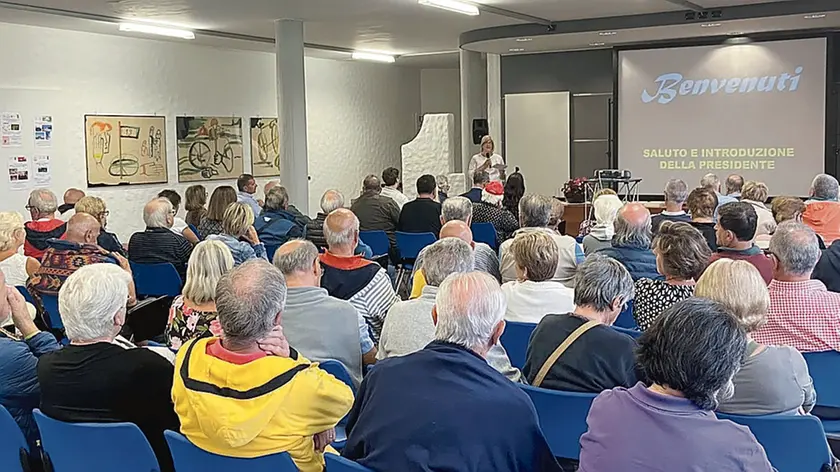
(325, 454), (374, 471)
(499, 321), (537, 370)
(612, 300), (637, 329)
(803, 351), (840, 409)
(612, 326), (641, 339)
(319, 360), (356, 394)
(266, 244), (280, 263)
(359, 231), (390, 259)
(188, 223), (202, 241)
(39, 293), (63, 331)
(717, 413), (832, 472)
(164, 430), (297, 472)
(130, 262), (183, 298)
(395, 232), (436, 261)
(15, 286), (35, 305)
(519, 384), (597, 460)
(0, 404), (29, 472)
(34, 409), (160, 472)
(470, 223), (498, 249)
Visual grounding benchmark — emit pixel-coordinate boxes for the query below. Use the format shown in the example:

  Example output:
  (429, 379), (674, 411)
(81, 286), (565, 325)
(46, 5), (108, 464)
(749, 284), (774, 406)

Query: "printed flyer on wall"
(8, 155), (30, 190)
(1, 112), (22, 147)
(34, 115), (53, 147)
(33, 154), (51, 187)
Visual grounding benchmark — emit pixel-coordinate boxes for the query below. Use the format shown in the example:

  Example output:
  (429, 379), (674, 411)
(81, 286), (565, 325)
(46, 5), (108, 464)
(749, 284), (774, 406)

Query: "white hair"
(442, 196), (472, 223)
(434, 272), (505, 351)
(324, 212), (359, 247)
(28, 189), (58, 214)
(59, 264), (132, 342)
(320, 190), (345, 214)
(144, 197), (172, 228)
(593, 194), (623, 226)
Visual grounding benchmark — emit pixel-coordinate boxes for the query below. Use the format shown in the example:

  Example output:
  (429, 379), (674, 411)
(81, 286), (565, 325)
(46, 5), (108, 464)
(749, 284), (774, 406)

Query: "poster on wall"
(176, 116), (244, 182)
(250, 117), (281, 177)
(8, 155), (30, 190)
(1, 112), (22, 147)
(34, 115), (53, 147)
(84, 115), (168, 187)
(33, 154), (51, 187)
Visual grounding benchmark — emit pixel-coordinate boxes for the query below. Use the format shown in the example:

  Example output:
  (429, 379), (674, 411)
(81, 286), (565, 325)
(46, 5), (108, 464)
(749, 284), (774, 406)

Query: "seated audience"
(379, 238), (520, 382)
(651, 179), (691, 233)
(0, 271), (60, 450)
(380, 166), (409, 209)
(741, 181), (776, 237)
(74, 195), (125, 256)
(172, 260), (353, 472)
(0, 211), (40, 285)
(502, 169), (525, 221)
(701, 172), (737, 214)
(461, 169), (489, 203)
(165, 240), (234, 350)
(578, 298), (773, 472)
(472, 181), (519, 242)
(697, 259), (815, 415)
(803, 173), (840, 244)
(726, 174), (744, 199)
(548, 197), (565, 233)
(23, 189), (66, 259)
(687, 187), (719, 251)
(58, 188), (85, 221)
(274, 239), (375, 387)
(264, 180), (312, 227)
(440, 197), (500, 278)
(344, 272), (560, 472)
(501, 194), (581, 287)
(184, 184), (207, 229)
(578, 188), (617, 238)
(129, 198), (193, 281)
(502, 231), (574, 324)
(351, 174), (401, 248)
(758, 195), (825, 249)
(198, 185), (237, 238)
(158, 189), (199, 244)
(582, 194), (623, 255)
(398, 174), (442, 237)
(320, 209), (399, 341)
(634, 222), (710, 331)
(236, 173), (262, 217)
(524, 255), (637, 392)
(255, 186), (305, 248)
(596, 203), (661, 280)
(306, 190), (372, 258)
(436, 173), (450, 203)
(753, 222), (840, 352)
(38, 264), (179, 471)
(708, 202), (773, 284)
(206, 202), (268, 265)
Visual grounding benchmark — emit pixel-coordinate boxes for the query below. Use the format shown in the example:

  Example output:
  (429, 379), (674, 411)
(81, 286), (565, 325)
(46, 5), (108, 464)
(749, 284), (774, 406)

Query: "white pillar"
(460, 49), (487, 174)
(275, 19), (310, 213)
(486, 53), (502, 140)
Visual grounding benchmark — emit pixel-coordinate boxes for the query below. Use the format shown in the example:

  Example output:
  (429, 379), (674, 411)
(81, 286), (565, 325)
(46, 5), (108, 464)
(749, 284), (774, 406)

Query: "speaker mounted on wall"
(472, 118), (489, 145)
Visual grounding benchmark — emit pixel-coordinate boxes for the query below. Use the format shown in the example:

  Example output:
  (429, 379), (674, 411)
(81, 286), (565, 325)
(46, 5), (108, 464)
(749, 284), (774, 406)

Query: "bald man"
(595, 202), (661, 280)
(318, 209), (399, 341)
(58, 188), (86, 222)
(29, 213), (136, 305)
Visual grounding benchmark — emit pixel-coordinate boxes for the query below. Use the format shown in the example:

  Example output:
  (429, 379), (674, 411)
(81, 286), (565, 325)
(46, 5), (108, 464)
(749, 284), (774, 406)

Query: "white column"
(486, 53), (502, 140)
(275, 19), (310, 213)
(459, 49), (487, 174)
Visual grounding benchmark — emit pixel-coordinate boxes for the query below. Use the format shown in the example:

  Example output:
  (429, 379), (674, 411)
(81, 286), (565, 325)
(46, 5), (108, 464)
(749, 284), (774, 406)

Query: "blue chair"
(359, 231), (390, 260)
(803, 351), (840, 433)
(500, 321), (537, 370)
(15, 286), (34, 305)
(519, 384), (597, 460)
(325, 454), (374, 471)
(130, 262), (183, 298)
(612, 326), (641, 339)
(318, 360), (356, 451)
(718, 413), (832, 472)
(39, 293), (63, 331)
(164, 430), (297, 471)
(0, 405), (30, 472)
(188, 223), (202, 240)
(613, 300), (637, 329)
(266, 244), (280, 262)
(394, 232), (436, 288)
(471, 223), (498, 250)
(34, 409), (160, 472)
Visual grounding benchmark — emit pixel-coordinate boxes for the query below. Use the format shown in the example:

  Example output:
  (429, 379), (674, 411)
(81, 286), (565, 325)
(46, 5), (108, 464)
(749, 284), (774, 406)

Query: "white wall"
(0, 22), (420, 240)
(420, 69), (461, 169)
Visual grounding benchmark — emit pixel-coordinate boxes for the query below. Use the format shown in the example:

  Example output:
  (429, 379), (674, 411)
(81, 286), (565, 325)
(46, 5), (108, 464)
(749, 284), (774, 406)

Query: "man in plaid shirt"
(753, 221), (840, 352)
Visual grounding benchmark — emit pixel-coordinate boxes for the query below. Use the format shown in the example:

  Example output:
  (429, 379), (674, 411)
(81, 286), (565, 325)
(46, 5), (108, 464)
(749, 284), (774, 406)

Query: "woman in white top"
(501, 231), (575, 324)
(0, 211), (41, 286)
(469, 135), (506, 182)
(741, 181), (776, 238)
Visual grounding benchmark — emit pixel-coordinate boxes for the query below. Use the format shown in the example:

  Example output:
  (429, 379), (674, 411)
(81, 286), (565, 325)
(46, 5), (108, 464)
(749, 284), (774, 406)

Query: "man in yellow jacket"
(172, 260), (354, 472)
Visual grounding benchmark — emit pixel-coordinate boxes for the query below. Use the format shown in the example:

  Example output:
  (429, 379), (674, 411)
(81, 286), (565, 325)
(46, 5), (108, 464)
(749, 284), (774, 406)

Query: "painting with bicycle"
(176, 116), (244, 182)
(250, 117), (281, 177)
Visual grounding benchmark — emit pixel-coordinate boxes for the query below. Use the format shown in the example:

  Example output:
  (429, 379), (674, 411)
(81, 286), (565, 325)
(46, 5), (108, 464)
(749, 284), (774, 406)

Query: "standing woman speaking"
(469, 135), (507, 182)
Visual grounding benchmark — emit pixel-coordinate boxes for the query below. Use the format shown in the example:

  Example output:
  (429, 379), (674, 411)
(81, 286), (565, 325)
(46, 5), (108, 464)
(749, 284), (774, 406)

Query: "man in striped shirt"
(128, 198), (193, 282)
(319, 209), (399, 343)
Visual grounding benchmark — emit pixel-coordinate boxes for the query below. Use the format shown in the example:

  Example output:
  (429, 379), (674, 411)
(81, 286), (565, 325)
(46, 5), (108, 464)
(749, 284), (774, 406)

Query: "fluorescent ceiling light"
(509, 48), (525, 52)
(418, 0), (480, 16)
(515, 37), (532, 42)
(119, 23), (195, 39)
(804, 14), (826, 19)
(700, 23), (722, 28)
(589, 42), (605, 47)
(599, 31), (617, 36)
(351, 51), (396, 63)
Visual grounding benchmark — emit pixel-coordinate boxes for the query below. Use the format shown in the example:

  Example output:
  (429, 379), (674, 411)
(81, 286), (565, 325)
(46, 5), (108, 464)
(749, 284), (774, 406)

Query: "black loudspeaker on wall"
(472, 119), (489, 145)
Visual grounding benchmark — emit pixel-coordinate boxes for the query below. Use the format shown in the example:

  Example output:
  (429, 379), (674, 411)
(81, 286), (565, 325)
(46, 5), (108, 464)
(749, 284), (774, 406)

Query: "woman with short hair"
(206, 202), (267, 265)
(198, 185), (237, 238)
(696, 259), (816, 415)
(687, 187), (719, 251)
(0, 211), (40, 285)
(166, 240), (234, 350)
(579, 298), (774, 472)
(633, 221), (711, 331)
(184, 185), (208, 229)
(74, 196), (125, 256)
(582, 194), (623, 256)
(741, 181), (775, 237)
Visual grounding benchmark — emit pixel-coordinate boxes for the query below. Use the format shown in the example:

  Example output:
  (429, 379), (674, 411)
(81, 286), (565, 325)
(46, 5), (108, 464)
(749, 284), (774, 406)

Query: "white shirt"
(502, 280), (576, 324)
(0, 253), (29, 286)
(469, 153), (505, 182)
(380, 186), (409, 209)
(170, 216), (188, 236)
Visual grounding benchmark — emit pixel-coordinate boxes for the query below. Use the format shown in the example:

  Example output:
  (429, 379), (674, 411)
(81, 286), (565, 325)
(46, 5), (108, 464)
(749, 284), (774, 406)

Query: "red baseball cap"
(485, 181), (504, 196)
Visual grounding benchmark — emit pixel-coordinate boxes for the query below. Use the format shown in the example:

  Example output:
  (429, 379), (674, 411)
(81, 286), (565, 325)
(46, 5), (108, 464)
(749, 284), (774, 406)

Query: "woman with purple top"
(579, 298), (775, 472)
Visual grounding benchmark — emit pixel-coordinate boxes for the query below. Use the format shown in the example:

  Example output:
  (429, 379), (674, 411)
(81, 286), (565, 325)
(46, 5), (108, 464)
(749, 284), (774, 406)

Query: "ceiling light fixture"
(804, 14), (827, 19)
(599, 31), (617, 36)
(351, 51), (396, 63)
(118, 23), (195, 39)
(509, 48), (525, 52)
(589, 42), (606, 47)
(515, 37), (532, 42)
(418, 0), (480, 16)
(700, 23), (722, 28)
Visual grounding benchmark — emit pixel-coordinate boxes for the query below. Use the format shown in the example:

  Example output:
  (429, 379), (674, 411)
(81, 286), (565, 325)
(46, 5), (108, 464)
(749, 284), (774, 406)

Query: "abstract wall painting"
(84, 115), (167, 186)
(176, 116), (244, 182)
(250, 117), (280, 177)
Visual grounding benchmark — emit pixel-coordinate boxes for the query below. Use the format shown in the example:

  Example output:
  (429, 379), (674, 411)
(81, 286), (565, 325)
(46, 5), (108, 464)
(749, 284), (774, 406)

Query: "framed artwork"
(176, 116), (244, 182)
(250, 117), (280, 177)
(84, 115), (167, 186)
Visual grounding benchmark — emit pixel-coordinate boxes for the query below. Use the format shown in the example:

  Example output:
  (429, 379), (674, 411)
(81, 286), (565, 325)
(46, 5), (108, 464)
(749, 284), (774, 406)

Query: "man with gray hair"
(597, 203), (661, 280)
(254, 186), (305, 248)
(264, 180), (311, 227)
(700, 173), (737, 215)
(24, 188), (66, 259)
(499, 194), (583, 287)
(726, 174), (744, 199)
(274, 239), (376, 386)
(524, 254), (639, 393)
(171, 260), (353, 471)
(305, 189), (373, 257)
(753, 221), (840, 352)
(320, 209), (399, 341)
(128, 197), (193, 280)
(379, 237), (520, 381)
(803, 173), (840, 245)
(344, 271), (561, 472)
(651, 179), (691, 233)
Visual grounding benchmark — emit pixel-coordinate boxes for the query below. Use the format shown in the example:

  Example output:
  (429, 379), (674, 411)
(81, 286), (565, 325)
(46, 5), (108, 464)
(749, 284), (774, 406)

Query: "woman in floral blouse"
(166, 240), (234, 350)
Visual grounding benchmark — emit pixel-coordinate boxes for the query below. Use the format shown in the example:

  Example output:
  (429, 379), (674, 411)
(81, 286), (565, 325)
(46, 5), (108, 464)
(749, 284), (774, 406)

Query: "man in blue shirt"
(236, 173), (262, 217)
(254, 185), (305, 248)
